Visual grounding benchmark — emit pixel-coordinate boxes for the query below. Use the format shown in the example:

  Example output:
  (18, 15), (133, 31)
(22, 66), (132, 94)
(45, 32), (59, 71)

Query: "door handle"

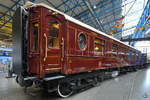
(61, 37), (64, 61)
(44, 33), (47, 61)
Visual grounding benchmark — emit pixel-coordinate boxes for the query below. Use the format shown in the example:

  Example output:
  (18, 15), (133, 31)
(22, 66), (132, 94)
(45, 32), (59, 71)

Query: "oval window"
(78, 33), (86, 50)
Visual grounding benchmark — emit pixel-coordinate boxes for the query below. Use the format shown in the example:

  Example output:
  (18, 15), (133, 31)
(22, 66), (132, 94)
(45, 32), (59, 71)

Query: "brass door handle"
(44, 33), (47, 61)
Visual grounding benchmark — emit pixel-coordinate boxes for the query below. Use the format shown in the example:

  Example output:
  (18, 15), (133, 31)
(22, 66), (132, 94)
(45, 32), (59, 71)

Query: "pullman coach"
(12, 2), (145, 97)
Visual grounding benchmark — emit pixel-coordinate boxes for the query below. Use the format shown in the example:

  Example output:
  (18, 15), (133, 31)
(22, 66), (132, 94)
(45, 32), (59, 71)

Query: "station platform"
(0, 66), (150, 100)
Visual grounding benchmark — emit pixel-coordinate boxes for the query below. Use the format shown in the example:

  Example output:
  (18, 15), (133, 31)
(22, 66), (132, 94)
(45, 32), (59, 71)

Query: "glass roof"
(122, 0), (148, 37)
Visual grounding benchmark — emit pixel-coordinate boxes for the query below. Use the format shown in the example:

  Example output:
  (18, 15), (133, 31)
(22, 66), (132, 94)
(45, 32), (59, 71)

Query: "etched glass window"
(78, 33), (86, 50)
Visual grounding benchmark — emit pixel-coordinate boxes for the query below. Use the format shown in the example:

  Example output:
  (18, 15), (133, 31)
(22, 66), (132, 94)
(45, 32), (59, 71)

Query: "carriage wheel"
(57, 80), (73, 98)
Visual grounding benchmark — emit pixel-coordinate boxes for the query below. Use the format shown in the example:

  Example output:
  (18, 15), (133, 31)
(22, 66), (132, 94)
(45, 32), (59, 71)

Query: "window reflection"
(32, 22), (39, 52)
(94, 38), (105, 55)
(48, 20), (59, 48)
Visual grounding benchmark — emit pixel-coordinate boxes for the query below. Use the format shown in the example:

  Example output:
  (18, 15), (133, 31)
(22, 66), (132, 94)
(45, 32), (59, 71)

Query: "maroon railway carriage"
(12, 2), (142, 97)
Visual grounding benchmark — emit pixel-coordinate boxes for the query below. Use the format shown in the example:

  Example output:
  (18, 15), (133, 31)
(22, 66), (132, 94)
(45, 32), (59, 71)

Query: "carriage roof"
(24, 2), (138, 51)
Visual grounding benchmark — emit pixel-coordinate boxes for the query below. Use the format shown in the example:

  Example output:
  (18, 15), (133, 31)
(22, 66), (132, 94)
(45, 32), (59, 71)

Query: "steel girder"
(76, 0), (134, 29)
(0, 0), (22, 29)
(83, 0), (106, 32)
(55, 0), (122, 33)
(77, 0), (120, 32)
(55, 0), (136, 35)
(56, 0), (85, 16)
(0, 3), (15, 12)
(54, 0), (99, 28)
(0, 0), (36, 29)
(131, 0), (150, 46)
(74, 0), (134, 22)
(0, 0), (143, 38)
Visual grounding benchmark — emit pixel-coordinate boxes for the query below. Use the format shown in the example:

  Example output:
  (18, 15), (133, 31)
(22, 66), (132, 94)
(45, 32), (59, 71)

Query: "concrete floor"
(0, 68), (150, 100)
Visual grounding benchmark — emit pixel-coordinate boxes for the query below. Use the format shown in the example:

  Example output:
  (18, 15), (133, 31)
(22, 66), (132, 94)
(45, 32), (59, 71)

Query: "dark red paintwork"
(27, 6), (142, 78)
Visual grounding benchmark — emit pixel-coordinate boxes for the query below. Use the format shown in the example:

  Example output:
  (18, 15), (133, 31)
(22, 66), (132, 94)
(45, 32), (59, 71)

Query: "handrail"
(44, 33), (47, 61)
(61, 37), (64, 61)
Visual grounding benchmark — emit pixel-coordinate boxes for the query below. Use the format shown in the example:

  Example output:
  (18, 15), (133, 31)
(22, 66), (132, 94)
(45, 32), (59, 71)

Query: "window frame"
(78, 32), (87, 51)
(94, 38), (105, 56)
(47, 18), (61, 49)
(30, 21), (40, 53)
(112, 43), (118, 55)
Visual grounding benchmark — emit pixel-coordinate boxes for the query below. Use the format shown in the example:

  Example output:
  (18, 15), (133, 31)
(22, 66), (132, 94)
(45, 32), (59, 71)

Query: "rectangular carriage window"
(94, 38), (105, 55)
(32, 22), (39, 52)
(112, 44), (117, 55)
(125, 48), (127, 55)
(48, 20), (60, 48)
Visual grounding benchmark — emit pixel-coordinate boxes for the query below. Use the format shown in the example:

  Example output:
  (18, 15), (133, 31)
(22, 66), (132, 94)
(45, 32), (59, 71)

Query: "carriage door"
(44, 17), (62, 72)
